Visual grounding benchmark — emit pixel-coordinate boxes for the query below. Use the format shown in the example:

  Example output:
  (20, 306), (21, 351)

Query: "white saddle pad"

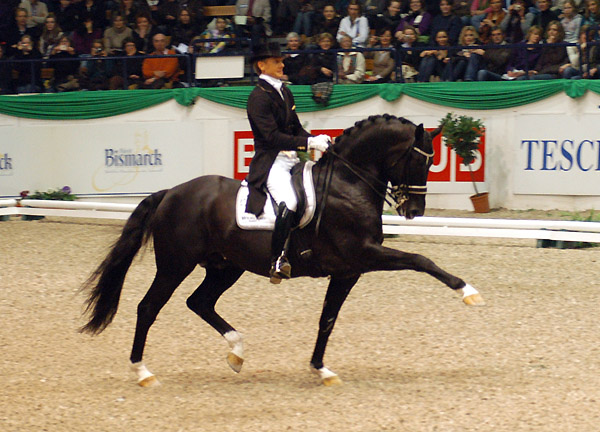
(236, 161), (316, 230)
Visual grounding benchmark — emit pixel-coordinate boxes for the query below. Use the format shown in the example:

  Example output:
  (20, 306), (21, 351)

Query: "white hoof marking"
(224, 331), (244, 373)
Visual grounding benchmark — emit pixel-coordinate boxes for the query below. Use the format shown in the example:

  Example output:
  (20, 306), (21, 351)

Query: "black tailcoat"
(245, 78), (311, 216)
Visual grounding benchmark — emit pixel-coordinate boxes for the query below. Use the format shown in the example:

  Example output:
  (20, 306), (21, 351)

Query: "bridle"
(314, 141), (434, 234)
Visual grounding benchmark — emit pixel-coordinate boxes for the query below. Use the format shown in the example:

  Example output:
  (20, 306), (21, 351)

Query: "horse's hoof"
(227, 352), (244, 373)
(138, 375), (160, 387)
(322, 375), (343, 386)
(463, 293), (485, 306)
(311, 366), (342, 386)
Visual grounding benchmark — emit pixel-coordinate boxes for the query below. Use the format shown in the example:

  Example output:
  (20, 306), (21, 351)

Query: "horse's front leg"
(310, 274), (360, 386)
(365, 244), (485, 306)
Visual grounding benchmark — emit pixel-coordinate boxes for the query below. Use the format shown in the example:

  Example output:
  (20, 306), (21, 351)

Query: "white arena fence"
(1, 199), (600, 243)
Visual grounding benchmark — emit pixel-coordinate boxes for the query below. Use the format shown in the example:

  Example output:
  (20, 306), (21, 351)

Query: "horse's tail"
(79, 189), (168, 335)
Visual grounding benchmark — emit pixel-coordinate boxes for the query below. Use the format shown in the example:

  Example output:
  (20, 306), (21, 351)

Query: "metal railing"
(2, 39), (598, 92)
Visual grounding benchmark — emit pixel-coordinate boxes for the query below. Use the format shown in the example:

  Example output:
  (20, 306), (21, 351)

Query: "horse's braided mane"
(334, 114), (415, 144)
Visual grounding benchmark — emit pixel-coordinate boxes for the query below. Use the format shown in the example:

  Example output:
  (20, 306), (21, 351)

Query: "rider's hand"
(308, 135), (331, 153)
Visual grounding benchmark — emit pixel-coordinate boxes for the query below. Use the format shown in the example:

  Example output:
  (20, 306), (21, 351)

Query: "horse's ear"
(415, 124), (424, 142)
(430, 125), (442, 138)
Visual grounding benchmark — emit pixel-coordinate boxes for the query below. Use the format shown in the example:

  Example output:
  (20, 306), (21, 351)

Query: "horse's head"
(389, 124), (441, 220)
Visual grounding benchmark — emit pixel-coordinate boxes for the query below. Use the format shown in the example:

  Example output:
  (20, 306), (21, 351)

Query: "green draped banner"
(1, 80), (600, 120)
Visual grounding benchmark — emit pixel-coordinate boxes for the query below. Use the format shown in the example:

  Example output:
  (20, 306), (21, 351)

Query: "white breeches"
(267, 152), (299, 212)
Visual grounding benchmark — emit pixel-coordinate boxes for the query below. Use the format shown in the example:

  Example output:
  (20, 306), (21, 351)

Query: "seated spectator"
(170, 8), (201, 50)
(78, 38), (110, 90)
(470, 0), (491, 31)
(198, 16), (233, 53)
(19, 0), (49, 29)
(336, 33), (365, 82)
(112, 0), (144, 27)
(39, 13), (64, 58)
(157, 0), (180, 34)
(281, 32), (313, 84)
(0, 44), (13, 94)
(417, 29), (452, 81)
(109, 37), (144, 89)
(371, 0), (402, 34)
(447, 25), (479, 80)
(517, 20), (568, 79)
(561, 0), (582, 65)
(311, 3), (340, 47)
(532, 0), (558, 33)
(141, 32), (180, 88)
(76, 0), (107, 29)
(6, 8), (40, 56)
(500, 0), (534, 43)
(11, 34), (43, 93)
(505, 24), (543, 79)
(395, 0), (432, 41)
(184, 0), (206, 29)
(451, 0), (472, 26)
(364, 28), (396, 82)
(469, 26), (512, 80)
(310, 32), (337, 83)
(235, 0), (272, 48)
(337, 0), (369, 47)
(293, 0), (316, 37)
(55, 0), (80, 34)
(71, 13), (103, 56)
(49, 34), (80, 91)
(562, 25), (596, 78)
(584, 0), (600, 27)
(477, 0), (505, 43)
(430, 0), (463, 44)
(104, 14), (133, 55)
(132, 13), (157, 53)
(397, 24), (424, 82)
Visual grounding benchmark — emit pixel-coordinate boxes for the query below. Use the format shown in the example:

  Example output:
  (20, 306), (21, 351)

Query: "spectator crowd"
(0, 0), (599, 94)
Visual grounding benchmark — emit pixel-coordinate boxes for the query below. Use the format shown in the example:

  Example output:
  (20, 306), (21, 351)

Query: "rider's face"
(259, 57), (285, 80)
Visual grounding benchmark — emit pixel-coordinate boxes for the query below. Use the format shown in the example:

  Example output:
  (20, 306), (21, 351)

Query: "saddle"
(236, 161), (316, 230)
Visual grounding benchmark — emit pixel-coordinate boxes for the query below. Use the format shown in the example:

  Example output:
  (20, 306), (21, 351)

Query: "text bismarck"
(104, 148), (163, 172)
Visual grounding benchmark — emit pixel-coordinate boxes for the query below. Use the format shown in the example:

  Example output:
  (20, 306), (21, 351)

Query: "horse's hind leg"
(186, 264), (245, 373)
(130, 266), (194, 387)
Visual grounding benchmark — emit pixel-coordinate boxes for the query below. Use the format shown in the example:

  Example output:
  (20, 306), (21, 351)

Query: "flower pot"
(470, 192), (490, 213)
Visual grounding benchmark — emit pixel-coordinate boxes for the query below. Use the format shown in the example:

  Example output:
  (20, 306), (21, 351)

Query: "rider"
(245, 42), (331, 284)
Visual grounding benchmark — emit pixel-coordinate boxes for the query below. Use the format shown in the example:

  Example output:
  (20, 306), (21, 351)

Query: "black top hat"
(251, 42), (283, 63)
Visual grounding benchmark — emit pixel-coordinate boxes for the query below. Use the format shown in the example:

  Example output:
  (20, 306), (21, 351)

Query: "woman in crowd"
(132, 13), (156, 53)
(364, 28), (396, 82)
(49, 35), (80, 91)
(417, 28), (452, 81)
(282, 32), (313, 84)
(311, 3), (340, 47)
(311, 32), (337, 83)
(429, 0), (463, 45)
(109, 37), (144, 89)
(517, 20), (569, 79)
(561, 0), (583, 65)
(447, 25), (479, 80)
(39, 13), (64, 58)
(372, 0), (403, 34)
(111, 0), (144, 27)
(171, 8), (201, 49)
(500, 0), (533, 43)
(397, 24), (424, 82)
(477, 0), (505, 43)
(12, 34), (43, 93)
(583, 0), (600, 27)
(395, 0), (432, 40)
(103, 14), (133, 55)
(198, 16), (232, 54)
(337, 34), (366, 83)
(71, 13), (103, 55)
(505, 25), (542, 79)
(78, 38), (109, 91)
(562, 25), (598, 78)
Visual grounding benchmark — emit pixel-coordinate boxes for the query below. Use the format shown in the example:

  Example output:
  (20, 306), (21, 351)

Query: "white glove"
(307, 134), (331, 153)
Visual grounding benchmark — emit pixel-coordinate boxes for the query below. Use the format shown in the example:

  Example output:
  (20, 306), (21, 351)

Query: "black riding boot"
(270, 202), (295, 284)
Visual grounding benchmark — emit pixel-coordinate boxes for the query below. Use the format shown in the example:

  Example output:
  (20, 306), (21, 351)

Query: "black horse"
(81, 114), (484, 387)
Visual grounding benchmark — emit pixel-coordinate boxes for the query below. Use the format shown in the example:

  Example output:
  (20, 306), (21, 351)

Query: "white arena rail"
(2, 199), (600, 243)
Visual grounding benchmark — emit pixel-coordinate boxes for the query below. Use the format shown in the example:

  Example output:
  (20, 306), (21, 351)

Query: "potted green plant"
(19, 186), (76, 220)
(439, 113), (489, 213)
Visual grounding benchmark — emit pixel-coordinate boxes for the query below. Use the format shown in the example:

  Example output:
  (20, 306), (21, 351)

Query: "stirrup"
(269, 255), (291, 283)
